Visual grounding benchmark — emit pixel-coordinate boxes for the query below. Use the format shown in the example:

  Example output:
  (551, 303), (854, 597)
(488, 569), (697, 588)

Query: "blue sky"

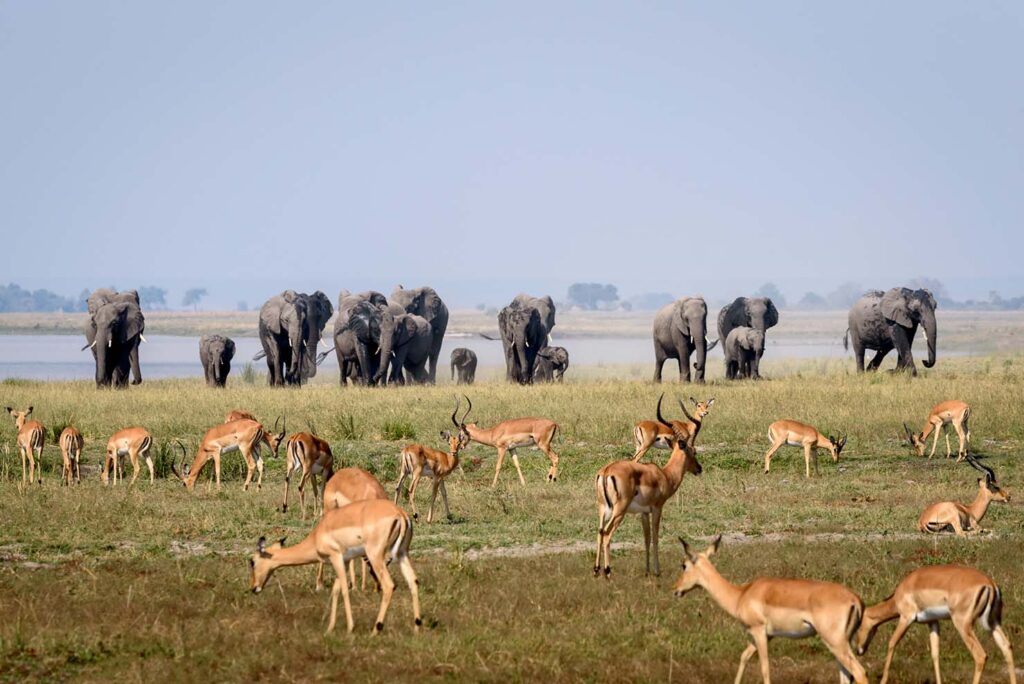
(2, 2), (1021, 307)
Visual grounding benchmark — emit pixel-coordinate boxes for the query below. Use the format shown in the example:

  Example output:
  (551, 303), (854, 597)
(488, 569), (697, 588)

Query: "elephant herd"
(78, 285), (937, 389)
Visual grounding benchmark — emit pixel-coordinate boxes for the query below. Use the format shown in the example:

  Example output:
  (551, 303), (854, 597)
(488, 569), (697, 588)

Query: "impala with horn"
(249, 498), (422, 635)
(453, 396), (559, 487)
(103, 427), (154, 485)
(763, 419), (846, 478)
(595, 394), (702, 578)
(632, 396), (714, 462)
(395, 399), (469, 523)
(904, 400), (972, 461)
(674, 535), (868, 684)
(171, 417), (285, 490)
(6, 406), (45, 484)
(856, 564), (1016, 684)
(918, 457), (1009, 535)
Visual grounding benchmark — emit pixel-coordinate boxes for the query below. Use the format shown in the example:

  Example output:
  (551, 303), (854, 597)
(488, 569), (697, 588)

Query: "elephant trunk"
(516, 335), (530, 384)
(374, 321), (395, 386)
(94, 334), (110, 386)
(693, 324), (708, 381)
(214, 358), (223, 384)
(922, 308), (937, 368)
(288, 325), (303, 380)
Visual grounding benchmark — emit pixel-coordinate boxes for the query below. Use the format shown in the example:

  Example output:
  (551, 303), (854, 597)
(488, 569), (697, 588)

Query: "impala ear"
(707, 398), (715, 407)
(689, 397), (698, 406)
(678, 537), (695, 561)
(706, 535), (722, 557)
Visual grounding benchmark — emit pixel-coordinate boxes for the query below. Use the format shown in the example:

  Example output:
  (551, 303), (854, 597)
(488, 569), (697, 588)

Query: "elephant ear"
(313, 291), (333, 324)
(119, 290), (141, 306)
(763, 299), (779, 329)
(880, 288), (913, 327)
(87, 288), (116, 315)
(718, 298), (746, 339)
(674, 300), (691, 337)
(539, 295), (556, 330)
(123, 304), (144, 341)
(920, 289), (937, 310)
(281, 290), (299, 304)
(260, 298), (285, 335)
(225, 338), (236, 357)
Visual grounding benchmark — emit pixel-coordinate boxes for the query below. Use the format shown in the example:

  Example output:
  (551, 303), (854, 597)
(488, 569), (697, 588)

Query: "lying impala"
(632, 396), (714, 461)
(675, 535), (868, 684)
(6, 406), (45, 484)
(225, 409), (258, 423)
(396, 402), (469, 522)
(905, 400), (972, 461)
(59, 426), (84, 485)
(104, 427), (154, 485)
(856, 564), (1016, 684)
(763, 419), (846, 478)
(918, 457), (1009, 536)
(171, 417), (285, 490)
(595, 395), (702, 578)
(455, 395), (559, 487)
(250, 499), (422, 635)
(281, 431), (334, 518)
(317, 467), (390, 592)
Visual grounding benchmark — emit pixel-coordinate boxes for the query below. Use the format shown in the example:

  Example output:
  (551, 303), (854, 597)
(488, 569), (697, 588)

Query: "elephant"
(845, 288), (937, 376)
(199, 335), (235, 387)
(450, 348), (477, 385)
(333, 290), (389, 385)
(390, 286), (449, 384)
(652, 297), (718, 383)
(375, 313), (432, 385)
(717, 297), (779, 348)
(533, 346), (569, 383)
(724, 326), (765, 379)
(498, 301), (547, 384)
(83, 288), (146, 388)
(258, 290), (309, 386)
(512, 293), (556, 340)
(298, 291), (333, 381)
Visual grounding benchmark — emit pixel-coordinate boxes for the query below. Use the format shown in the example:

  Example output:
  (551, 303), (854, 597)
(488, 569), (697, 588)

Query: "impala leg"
(297, 470), (311, 520)
(241, 448), (256, 491)
(491, 447), (507, 487)
(213, 452), (222, 490)
(751, 627), (771, 684)
(128, 448), (141, 485)
(326, 554), (354, 634)
(255, 454), (264, 490)
(393, 464), (408, 504)
(281, 461), (294, 512)
(880, 615), (914, 684)
(952, 613), (988, 684)
(510, 450), (526, 486)
(735, 642), (757, 684)
(650, 507), (663, 577)
(142, 445), (154, 484)
(539, 438), (559, 481)
(763, 440), (784, 474)
(954, 422), (968, 460)
(113, 451), (119, 485)
(439, 480), (452, 520)
(396, 554), (422, 633)
(315, 560), (325, 591)
(945, 428), (952, 459)
(427, 478), (440, 524)
(640, 513), (651, 576)
(804, 444), (813, 479)
(600, 510), (628, 578)
(929, 622), (942, 684)
(407, 467), (423, 519)
(821, 632), (867, 684)
(990, 625), (1016, 684)
(929, 425), (941, 459)
(75, 450), (81, 483)
(631, 439), (651, 462)
(20, 446), (27, 483)
(367, 553), (395, 634)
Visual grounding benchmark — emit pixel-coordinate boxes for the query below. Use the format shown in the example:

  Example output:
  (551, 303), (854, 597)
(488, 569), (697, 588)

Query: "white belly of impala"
(221, 444), (240, 455)
(653, 437), (672, 449)
(627, 497), (654, 514)
(116, 448), (129, 457)
(508, 437), (536, 449)
(915, 606), (951, 623)
(769, 622), (817, 638)
(342, 545), (366, 561)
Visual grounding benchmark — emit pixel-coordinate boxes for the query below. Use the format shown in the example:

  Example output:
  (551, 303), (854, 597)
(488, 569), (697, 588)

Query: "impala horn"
(677, 398), (696, 423)
(170, 440), (188, 483)
(966, 455), (997, 484)
(656, 393), (670, 428)
(451, 396), (461, 429)
(461, 395), (473, 426)
(903, 422), (914, 445)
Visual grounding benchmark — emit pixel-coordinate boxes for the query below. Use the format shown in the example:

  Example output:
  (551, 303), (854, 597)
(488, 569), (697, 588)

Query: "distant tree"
(797, 292), (828, 310)
(182, 288), (208, 311)
(826, 282), (863, 309)
(138, 286), (167, 309)
(0, 283), (76, 312)
(76, 289), (90, 312)
(567, 283), (619, 310)
(755, 282), (787, 308)
(628, 292), (675, 310)
(475, 303), (486, 311)
(237, 300), (249, 312)
(909, 277), (949, 303)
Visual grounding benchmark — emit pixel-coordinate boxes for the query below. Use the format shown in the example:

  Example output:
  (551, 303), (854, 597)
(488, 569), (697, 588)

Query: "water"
(0, 333), (945, 381)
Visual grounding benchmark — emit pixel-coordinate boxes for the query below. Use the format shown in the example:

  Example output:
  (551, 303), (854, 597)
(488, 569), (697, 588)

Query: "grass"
(1, 355), (1023, 681)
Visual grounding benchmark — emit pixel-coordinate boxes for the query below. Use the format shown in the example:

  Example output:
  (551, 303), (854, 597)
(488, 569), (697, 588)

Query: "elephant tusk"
(107, 339), (112, 348)
(525, 340), (530, 348)
(140, 335), (148, 343)
(82, 341), (97, 351)
(547, 334), (553, 345)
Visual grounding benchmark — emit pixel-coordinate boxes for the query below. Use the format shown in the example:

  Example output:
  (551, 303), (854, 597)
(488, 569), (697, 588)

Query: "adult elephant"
(723, 326), (765, 379)
(389, 286), (448, 384)
(333, 290), (388, 385)
(512, 293), (556, 341)
(533, 346), (569, 383)
(258, 290), (309, 386)
(845, 288), (937, 376)
(652, 297), (717, 383)
(717, 296), (779, 346)
(498, 302), (546, 384)
(298, 291), (333, 382)
(83, 288), (146, 388)
(199, 334), (235, 387)
(375, 313), (432, 385)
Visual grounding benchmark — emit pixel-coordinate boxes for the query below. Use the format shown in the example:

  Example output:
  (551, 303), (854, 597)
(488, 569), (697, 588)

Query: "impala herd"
(3, 394), (1017, 682)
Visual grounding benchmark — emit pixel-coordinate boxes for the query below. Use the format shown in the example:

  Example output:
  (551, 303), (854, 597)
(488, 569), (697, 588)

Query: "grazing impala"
(224, 409), (258, 423)
(763, 419), (846, 478)
(318, 467), (390, 591)
(918, 457), (1009, 536)
(395, 405), (468, 522)
(856, 564), (1016, 684)
(632, 396), (714, 461)
(250, 499), (422, 635)
(171, 418), (285, 490)
(454, 396), (559, 487)
(674, 535), (868, 684)
(104, 427), (154, 485)
(595, 395), (702, 578)
(281, 431), (334, 518)
(59, 426), (84, 485)
(905, 400), (972, 461)
(6, 406), (45, 484)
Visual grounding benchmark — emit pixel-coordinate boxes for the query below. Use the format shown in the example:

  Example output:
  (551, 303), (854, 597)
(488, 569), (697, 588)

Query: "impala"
(225, 409), (258, 423)
(454, 396), (559, 487)
(317, 467), (390, 592)
(59, 426), (84, 485)
(763, 420), (846, 478)
(171, 417), (285, 490)
(856, 564), (1015, 684)
(104, 427), (154, 485)
(595, 395), (702, 578)
(281, 431), (334, 518)
(6, 406), (45, 484)
(918, 457), (1009, 536)
(250, 498), (422, 635)
(395, 408), (468, 522)
(905, 400), (971, 461)
(674, 535), (868, 684)
(632, 396), (714, 461)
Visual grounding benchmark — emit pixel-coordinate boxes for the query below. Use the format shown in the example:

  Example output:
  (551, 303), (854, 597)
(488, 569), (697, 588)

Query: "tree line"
(0, 284), (209, 313)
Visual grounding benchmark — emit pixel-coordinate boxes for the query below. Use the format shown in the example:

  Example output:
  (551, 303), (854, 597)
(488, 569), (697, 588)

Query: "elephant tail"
(842, 329), (850, 352)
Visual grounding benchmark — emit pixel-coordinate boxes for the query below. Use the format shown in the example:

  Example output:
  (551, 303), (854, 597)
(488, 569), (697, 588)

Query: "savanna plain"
(2, 341), (1023, 681)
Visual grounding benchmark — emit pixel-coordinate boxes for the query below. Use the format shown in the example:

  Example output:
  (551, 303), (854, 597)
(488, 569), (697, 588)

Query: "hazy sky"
(2, 2), (1022, 307)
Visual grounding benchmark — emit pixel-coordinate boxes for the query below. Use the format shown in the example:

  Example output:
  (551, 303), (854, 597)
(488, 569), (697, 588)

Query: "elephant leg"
(852, 337), (866, 372)
(652, 345), (667, 383)
(678, 341), (692, 383)
(890, 326), (917, 375)
(866, 348), (889, 371)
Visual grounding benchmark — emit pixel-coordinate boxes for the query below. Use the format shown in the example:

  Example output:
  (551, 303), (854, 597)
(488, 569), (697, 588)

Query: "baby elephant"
(533, 346), (569, 383)
(450, 348), (477, 385)
(724, 326), (765, 379)
(200, 334), (236, 387)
